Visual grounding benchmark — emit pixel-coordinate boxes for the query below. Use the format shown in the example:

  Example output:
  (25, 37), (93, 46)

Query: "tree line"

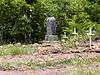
(0, 0), (100, 44)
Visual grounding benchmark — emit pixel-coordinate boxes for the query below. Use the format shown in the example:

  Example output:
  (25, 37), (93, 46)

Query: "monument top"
(47, 17), (55, 21)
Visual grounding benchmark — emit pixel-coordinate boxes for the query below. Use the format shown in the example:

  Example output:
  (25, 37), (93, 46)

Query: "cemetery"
(0, 0), (100, 75)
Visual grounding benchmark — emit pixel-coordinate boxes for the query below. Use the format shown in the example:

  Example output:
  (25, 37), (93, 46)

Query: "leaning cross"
(87, 27), (95, 49)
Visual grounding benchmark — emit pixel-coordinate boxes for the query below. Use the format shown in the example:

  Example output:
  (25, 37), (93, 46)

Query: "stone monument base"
(45, 35), (58, 41)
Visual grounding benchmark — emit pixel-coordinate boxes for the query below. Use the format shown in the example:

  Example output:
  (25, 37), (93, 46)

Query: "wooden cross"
(87, 27), (95, 49)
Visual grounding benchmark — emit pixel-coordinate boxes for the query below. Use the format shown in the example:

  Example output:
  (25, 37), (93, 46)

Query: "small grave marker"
(72, 28), (78, 35)
(62, 31), (67, 42)
(87, 27), (95, 49)
(72, 28), (78, 47)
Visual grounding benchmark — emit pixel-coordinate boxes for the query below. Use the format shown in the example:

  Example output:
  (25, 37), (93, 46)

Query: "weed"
(61, 34), (89, 50)
(0, 44), (34, 56)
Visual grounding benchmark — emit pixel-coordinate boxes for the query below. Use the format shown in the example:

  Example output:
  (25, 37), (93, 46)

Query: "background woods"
(0, 0), (100, 44)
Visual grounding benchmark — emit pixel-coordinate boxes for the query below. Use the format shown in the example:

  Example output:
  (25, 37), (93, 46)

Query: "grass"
(0, 42), (99, 74)
(0, 54), (99, 75)
(61, 34), (92, 50)
(0, 55), (100, 70)
(63, 67), (100, 75)
(0, 43), (35, 56)
(0, 57), (100, 75)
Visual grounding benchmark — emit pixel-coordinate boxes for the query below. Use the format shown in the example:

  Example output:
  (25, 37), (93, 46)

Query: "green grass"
(0, 43), (35, 56)
(61, 34), (94, 50)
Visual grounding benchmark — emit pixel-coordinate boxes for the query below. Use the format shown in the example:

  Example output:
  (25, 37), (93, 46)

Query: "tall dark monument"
(45, 17), (58, 41)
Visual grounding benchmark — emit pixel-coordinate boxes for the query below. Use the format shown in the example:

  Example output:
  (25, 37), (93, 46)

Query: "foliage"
(0, 0), (47, 43)
(0, 0), (99, 43)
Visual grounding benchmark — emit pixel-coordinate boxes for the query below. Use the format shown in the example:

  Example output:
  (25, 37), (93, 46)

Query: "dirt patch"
(0, 52), (100, 63)
(0, 70), (35, 75)
(0, 40), (100, 75)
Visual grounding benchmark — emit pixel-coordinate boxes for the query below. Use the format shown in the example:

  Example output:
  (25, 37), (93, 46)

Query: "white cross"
(63, 32), (67, 38)
(72, 28), (78, 47)
(87, 27), (95, 49)
(62, 31), (67, 42)
(72, 28), (78, 35)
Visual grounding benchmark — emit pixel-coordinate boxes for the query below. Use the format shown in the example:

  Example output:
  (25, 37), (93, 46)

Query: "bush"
(0, 0), (47, 43)
(0, 0), (99, 44)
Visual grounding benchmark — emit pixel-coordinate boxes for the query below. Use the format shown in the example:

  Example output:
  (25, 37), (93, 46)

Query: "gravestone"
(45, 17), (58, 41)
